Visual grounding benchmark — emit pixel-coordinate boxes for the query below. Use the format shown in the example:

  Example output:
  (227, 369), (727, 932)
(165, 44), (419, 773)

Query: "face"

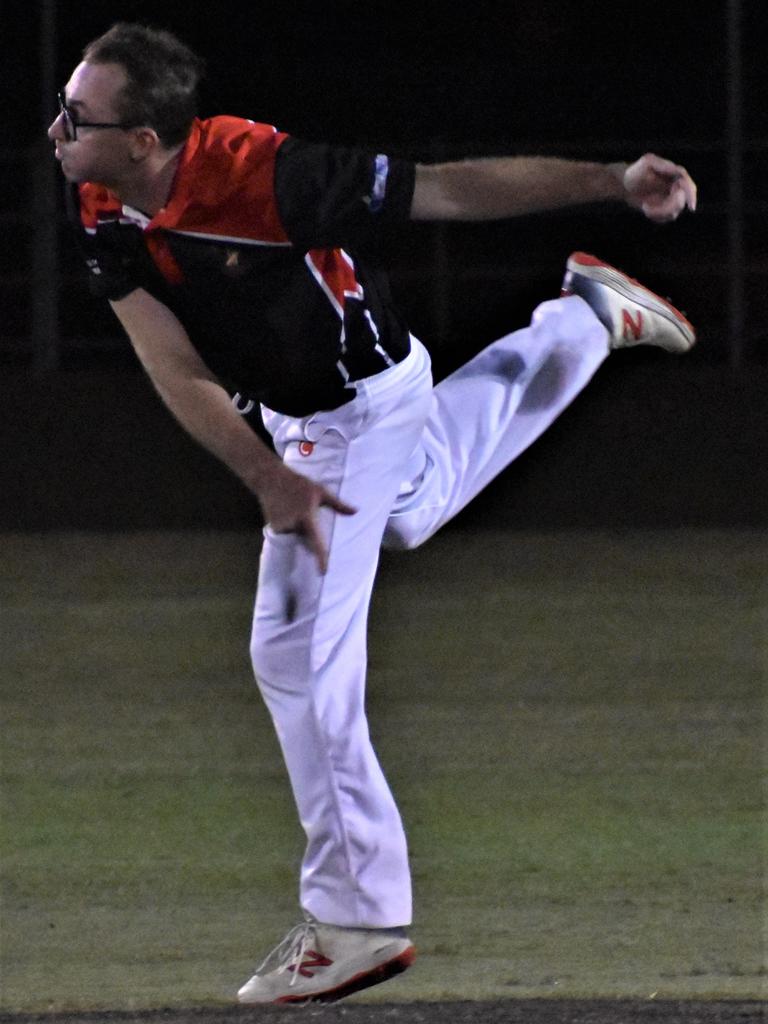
(48, 61), (137, 187)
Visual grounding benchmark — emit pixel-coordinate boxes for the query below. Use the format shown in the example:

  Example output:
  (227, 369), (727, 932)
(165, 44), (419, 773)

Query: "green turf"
(0, 529), (764, 1011)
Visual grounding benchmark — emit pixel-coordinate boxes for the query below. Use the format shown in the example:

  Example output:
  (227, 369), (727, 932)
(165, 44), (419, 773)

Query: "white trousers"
(250, 295), (609, 928)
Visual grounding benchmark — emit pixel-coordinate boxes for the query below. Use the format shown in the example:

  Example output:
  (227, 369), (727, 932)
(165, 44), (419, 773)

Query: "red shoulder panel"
(153, 117), (292, 244)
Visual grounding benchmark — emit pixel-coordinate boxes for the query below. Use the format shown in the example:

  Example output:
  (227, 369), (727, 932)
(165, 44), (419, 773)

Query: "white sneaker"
(237, 917), (416, 1004)
(562, 251), (696, 353)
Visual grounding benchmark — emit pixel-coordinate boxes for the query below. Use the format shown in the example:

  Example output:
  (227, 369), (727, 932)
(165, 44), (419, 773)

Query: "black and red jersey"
(74, 116), (417, 415)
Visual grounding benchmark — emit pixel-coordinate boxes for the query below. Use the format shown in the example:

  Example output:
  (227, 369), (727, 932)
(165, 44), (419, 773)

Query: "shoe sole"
(274, 945), (417, 1004)
(566, 251), (696, 352)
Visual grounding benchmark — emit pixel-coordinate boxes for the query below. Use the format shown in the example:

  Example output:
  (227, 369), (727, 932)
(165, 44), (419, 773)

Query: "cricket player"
(49, 22), (697, 1003)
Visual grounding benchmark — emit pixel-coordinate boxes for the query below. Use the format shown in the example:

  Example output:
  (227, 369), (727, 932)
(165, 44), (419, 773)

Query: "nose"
(47, 110), (66, 141)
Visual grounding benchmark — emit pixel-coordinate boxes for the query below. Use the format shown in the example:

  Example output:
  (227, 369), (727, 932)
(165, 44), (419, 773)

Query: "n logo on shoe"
(622, 308), (644, 341)
(289, 950), (333, 978)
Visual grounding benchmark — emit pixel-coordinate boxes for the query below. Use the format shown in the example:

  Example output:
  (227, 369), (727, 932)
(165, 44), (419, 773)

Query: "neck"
(114, 145), (184, 217)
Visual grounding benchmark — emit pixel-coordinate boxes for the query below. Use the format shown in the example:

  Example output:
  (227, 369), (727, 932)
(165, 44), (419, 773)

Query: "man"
(50, 22), (697, 1005)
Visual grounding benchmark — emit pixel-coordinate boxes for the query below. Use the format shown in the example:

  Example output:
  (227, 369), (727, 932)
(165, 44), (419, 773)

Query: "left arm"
(410, 152), (697, 224)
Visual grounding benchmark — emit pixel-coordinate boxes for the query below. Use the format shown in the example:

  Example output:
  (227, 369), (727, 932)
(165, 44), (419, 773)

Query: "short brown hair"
(82, 23), (205, 147)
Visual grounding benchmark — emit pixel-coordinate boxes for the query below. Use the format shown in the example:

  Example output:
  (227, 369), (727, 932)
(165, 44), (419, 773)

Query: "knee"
(249, 627), (270, 687)
(250, 622), (307, 698)
(381, 517), (427, 552)
(517, 349), (580, 413)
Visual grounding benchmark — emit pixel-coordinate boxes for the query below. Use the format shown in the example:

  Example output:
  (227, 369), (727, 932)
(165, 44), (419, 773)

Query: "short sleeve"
(274, 136), (416, 250)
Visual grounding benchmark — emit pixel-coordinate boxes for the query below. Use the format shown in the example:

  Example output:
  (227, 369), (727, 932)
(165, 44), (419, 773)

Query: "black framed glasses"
(57, 90), (138, 141)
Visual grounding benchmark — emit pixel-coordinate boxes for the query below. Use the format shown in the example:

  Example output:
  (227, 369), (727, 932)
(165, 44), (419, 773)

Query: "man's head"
(80, 23), (205, 148)
(49, 23), (204, 186)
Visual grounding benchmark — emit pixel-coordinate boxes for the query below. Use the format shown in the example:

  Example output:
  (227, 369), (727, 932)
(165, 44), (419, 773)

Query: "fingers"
(674, 168), (697, 212)
(321, 491), (358, 516)
(271, 512), (330, 574)
(302, 489), (356, 573)
(641, 152), (685, 178)
(642, 175), (697, 222)
(642, 186), (686, 223)
(631, 152), (698, 222)
(655, 163), (697, 214)
(274, 486), (356, 575)
(263, 461), (358, 573)
(303, 517), (329, 575)
(300, 490), (356, 574)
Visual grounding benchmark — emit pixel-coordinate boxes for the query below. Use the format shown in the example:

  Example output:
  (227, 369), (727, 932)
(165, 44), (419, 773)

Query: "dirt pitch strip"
(0, 1000), (763, 1024)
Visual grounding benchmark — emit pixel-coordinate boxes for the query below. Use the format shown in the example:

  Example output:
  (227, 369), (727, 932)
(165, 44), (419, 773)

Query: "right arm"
(410, 152), (697, 223)
(109, 288), (355, 572)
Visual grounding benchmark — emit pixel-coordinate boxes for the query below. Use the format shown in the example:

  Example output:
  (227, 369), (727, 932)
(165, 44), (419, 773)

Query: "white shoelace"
(255, 920), (316, 988)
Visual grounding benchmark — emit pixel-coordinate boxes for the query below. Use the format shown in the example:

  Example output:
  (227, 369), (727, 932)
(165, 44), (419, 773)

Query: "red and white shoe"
(237, 916), (416, 1004)
(562, 251), (696, 353)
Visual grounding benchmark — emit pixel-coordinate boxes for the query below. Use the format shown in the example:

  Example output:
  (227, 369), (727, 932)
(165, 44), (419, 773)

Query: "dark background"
(2, 2), (766, 530)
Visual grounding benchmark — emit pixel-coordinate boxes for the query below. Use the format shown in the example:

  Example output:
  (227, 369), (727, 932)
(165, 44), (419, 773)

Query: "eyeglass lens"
(58, 93), (76, 140)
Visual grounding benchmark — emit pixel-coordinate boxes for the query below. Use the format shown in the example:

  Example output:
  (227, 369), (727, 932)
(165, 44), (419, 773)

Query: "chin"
(57, 159), (79, 182)
(56, 157), (91, 184)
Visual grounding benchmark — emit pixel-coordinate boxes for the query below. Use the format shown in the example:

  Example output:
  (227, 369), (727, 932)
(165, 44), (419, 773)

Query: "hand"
(621, 153), (697, 223)
(259, 462), (357, 574)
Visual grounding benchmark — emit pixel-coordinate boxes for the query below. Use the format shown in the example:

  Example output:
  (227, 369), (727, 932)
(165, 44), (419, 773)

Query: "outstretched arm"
(109, 289), (355, 573)
(411, 152), (697, 223)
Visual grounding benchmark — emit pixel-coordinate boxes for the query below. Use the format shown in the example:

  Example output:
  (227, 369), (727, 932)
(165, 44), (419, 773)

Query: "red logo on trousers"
(298, 441), (315, 457)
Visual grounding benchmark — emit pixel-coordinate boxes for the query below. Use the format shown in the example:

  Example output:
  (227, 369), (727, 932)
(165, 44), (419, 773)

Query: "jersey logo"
(298, 441), (315, 457)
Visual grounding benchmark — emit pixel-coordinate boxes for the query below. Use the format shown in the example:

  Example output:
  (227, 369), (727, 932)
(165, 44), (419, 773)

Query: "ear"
(127, 126), (161, 162)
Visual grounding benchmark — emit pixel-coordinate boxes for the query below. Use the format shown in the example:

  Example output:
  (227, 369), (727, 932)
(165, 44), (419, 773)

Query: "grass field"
(0, 528), (765, 1013)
